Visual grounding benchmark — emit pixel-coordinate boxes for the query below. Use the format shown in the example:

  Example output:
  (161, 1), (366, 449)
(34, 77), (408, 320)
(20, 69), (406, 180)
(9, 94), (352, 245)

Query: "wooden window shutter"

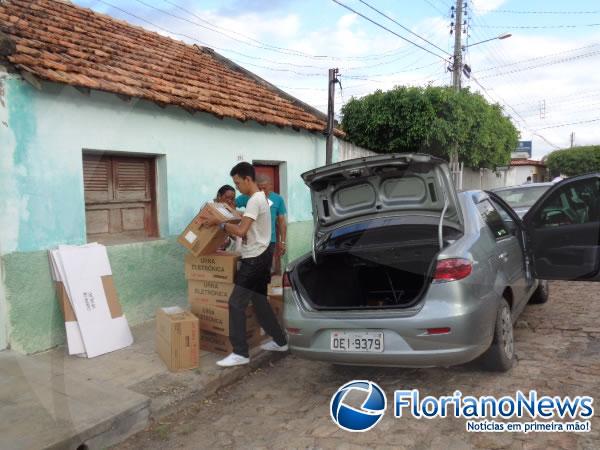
(113, 157), (150, 202)
(83, 153), (157, 244)
(83, 155), (112, 203)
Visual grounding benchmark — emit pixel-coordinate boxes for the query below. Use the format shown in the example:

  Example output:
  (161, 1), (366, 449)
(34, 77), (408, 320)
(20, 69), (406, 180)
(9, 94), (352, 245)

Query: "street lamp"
(454, 33), (512, 84)
(462, 34), (512, 51)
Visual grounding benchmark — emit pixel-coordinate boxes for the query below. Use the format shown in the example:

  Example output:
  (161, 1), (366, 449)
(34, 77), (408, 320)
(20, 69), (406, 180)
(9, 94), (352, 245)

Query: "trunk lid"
(301, 153), (463, 254)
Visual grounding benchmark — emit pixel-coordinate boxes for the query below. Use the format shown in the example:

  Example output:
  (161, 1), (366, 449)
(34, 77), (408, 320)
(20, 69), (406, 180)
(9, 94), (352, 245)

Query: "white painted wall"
(506, 166), (536, 186)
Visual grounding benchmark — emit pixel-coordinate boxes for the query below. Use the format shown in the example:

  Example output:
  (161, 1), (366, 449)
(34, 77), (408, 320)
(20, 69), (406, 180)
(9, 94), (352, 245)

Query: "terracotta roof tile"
(510, 159), (545, 167)
(0, 0), (339, 135)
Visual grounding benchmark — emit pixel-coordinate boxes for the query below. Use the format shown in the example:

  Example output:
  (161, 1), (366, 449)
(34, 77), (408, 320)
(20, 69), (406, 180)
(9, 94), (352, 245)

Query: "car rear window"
(495, 186), (550, 208)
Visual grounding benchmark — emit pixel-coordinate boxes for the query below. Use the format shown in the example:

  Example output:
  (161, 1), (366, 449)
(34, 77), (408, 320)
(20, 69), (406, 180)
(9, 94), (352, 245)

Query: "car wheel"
(479, 299), (515, 372)
(529, 280), (549, 304)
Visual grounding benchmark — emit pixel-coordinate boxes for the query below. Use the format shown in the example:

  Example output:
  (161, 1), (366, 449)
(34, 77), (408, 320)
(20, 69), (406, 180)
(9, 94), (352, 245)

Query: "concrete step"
(0, 351), (150, 450)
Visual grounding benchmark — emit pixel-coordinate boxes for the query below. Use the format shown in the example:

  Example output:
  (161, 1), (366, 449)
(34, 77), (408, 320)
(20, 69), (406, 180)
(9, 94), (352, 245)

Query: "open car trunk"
(294, 222), (461, 310)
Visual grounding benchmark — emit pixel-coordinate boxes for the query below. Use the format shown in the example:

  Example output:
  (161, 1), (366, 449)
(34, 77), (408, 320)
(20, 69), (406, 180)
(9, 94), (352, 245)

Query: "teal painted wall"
(0, 75), (326, 353)
(2, 239), (187, 354)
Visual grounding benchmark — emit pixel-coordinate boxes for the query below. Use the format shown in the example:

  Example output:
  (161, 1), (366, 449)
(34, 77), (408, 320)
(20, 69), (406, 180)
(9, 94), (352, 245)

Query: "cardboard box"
(56, 276), (122, 321)
(190, 302), (258, 336)
(267, 283), (283, 299)
(188, 280), (234, 307)
(156, 307), (199, 372)
(178, 203), (241, 256)
(49, 244), (133, 358)
(185, 253), (240, 283)
(199, 328), (262, 355)
(268, 296), (284, 322)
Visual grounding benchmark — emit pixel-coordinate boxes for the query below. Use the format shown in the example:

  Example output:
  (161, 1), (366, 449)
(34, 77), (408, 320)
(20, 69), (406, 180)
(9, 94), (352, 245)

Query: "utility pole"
(570, 131), (575, 148)
(325, 68), (339, 165)
(452, 0), (464, 91)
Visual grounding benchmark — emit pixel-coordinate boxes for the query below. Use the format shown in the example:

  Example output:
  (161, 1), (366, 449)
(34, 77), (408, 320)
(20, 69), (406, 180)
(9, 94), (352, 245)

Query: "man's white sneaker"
(216, 353), (250, 367)
(260, 340), (289, 352)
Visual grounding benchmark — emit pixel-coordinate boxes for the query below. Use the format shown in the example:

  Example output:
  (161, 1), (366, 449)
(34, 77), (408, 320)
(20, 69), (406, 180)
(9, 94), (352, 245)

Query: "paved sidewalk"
(0, 320), (282, 450)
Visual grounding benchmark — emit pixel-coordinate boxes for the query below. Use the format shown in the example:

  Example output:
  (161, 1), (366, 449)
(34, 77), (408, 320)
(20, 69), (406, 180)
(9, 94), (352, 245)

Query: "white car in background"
(491, 183), (554, 218)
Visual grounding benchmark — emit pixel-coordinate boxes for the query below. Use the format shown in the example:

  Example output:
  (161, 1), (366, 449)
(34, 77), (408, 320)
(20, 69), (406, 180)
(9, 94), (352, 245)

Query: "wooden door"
(253, 164), (282, 273)
(254, 165), (280, 193)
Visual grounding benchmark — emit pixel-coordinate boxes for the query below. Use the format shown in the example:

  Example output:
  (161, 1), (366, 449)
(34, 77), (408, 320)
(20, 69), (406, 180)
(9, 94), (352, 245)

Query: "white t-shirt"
(241, 191), (271, 259)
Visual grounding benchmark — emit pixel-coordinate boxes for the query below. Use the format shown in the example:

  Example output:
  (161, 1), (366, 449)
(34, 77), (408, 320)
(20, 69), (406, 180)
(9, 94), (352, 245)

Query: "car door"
(523, 174), (600, 281)
(476, 197), (529, 316)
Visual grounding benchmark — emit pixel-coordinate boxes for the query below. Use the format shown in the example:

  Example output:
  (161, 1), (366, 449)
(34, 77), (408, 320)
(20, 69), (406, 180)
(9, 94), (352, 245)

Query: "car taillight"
(433, 258), (472, 282)
(426, 327), (451, 335)
(282, 272), (291, 288)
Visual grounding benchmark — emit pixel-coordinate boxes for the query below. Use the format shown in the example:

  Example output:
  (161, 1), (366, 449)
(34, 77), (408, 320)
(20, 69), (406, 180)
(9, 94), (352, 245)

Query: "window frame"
(82, 152), (158, 245)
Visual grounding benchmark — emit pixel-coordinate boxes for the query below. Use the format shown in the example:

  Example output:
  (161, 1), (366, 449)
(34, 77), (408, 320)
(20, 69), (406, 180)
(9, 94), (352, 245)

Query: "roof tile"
(0, 0), (333, 135)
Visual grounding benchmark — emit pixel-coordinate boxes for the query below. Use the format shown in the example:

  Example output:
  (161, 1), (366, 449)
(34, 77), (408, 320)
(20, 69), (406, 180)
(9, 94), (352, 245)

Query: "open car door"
(523, 174), (600, 281)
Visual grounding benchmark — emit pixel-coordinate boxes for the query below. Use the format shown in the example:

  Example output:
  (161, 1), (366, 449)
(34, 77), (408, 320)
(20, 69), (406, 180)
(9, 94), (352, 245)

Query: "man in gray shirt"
(203, 162), (288, 367)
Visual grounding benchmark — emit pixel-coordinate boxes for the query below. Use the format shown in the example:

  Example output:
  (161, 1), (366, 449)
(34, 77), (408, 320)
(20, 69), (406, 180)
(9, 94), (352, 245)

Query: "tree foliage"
(340, 86), (519, 169)
(545, 146), (600, 176)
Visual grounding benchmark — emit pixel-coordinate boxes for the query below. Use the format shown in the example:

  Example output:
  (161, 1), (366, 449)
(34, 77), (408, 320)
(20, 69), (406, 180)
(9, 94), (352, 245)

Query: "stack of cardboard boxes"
(157, 201), (285, 371)
(267, 275), (284, 322)
(157, 202), (243, 371)
(186, 252), (262, 355)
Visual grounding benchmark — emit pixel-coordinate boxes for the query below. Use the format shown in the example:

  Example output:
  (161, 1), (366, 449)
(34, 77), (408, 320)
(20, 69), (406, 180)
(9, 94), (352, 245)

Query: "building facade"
(0, 0), (340, 353)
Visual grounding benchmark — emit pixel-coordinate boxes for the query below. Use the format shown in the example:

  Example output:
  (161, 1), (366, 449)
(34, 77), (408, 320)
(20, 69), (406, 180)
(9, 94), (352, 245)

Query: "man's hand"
(195, 216), (223, 227)
(277, 241), (286, 256)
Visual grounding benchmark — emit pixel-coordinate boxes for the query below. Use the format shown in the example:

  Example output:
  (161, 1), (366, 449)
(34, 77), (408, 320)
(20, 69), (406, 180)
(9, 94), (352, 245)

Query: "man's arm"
(222, 217), (253, 238)
(276, 195), (288, 255)
(277, 215), (287, 255)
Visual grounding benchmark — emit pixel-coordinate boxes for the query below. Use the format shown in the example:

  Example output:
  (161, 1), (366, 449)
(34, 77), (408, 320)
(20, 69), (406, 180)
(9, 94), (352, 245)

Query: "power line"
(160, 0), (421, 61)
(357, 0), (451, 56)
(330, 0), (452, 63)
(111, 0), (416, 64)
(468, 74), (563, 150)
(475, 43), (599, 73)
(479, 50), (600, 79)
(472, 23), (600, 29)
(536, 117), (600, 130)
(472, 8), (600, 15)
(422, 0), (448, 16)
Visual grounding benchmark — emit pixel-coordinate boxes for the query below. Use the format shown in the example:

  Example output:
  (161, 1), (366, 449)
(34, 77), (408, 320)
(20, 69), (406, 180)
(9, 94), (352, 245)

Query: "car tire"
(479, 299), (515, 372)
(529, 280), (549, 304)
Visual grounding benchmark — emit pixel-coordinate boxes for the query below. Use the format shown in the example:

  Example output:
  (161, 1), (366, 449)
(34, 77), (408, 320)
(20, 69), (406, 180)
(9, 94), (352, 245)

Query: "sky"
(72, 0), (600, 159)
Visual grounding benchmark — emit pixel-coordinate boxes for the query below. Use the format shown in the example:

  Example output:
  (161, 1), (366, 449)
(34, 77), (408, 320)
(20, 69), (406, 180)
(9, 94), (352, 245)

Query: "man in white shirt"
(202, 162), (288, 367)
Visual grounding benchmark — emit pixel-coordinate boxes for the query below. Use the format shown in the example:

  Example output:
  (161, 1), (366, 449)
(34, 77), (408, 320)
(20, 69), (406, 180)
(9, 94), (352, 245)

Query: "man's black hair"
(217, 184), (235, 197)
(230, 162), (255, 181)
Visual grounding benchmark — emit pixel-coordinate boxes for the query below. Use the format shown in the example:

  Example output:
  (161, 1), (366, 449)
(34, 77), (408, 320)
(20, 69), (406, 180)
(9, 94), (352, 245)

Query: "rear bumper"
(284, 282), (499, 368)
(289, 342), (487, 367)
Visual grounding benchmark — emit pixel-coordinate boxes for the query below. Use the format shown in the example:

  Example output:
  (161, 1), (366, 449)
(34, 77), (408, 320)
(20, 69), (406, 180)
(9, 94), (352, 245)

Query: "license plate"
(330, 331), (384, 352)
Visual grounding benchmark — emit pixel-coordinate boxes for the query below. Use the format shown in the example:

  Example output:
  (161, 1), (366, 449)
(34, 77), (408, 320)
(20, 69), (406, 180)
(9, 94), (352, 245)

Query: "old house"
(0, 0), (341, 353)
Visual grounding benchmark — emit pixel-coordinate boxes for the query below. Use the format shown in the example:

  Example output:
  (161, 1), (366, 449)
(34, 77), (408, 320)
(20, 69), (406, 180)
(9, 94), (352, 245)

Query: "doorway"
(253, 163), (283, 274)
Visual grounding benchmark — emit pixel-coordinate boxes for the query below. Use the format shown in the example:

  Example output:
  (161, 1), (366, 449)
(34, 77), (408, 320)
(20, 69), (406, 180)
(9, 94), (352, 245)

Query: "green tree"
(545, 146), (600, 176)
(340, 86), (519, 169)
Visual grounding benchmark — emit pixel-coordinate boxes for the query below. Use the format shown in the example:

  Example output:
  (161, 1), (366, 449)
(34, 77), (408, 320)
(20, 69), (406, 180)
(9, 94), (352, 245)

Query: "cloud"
(74, 0), (599, 157)
(471, 0), (508, 14)
(217, 0), (292, 16)
(464, 32), (600, 157)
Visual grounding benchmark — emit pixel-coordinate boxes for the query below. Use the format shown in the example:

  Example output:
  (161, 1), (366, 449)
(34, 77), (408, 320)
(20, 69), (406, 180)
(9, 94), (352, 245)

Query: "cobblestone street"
(116, 281), (600, 450)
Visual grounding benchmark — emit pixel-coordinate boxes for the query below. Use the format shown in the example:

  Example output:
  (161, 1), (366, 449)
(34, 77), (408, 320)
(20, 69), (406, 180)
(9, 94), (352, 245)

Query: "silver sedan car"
(281, 154), (600, 371)
(492, 182), (553, 218)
